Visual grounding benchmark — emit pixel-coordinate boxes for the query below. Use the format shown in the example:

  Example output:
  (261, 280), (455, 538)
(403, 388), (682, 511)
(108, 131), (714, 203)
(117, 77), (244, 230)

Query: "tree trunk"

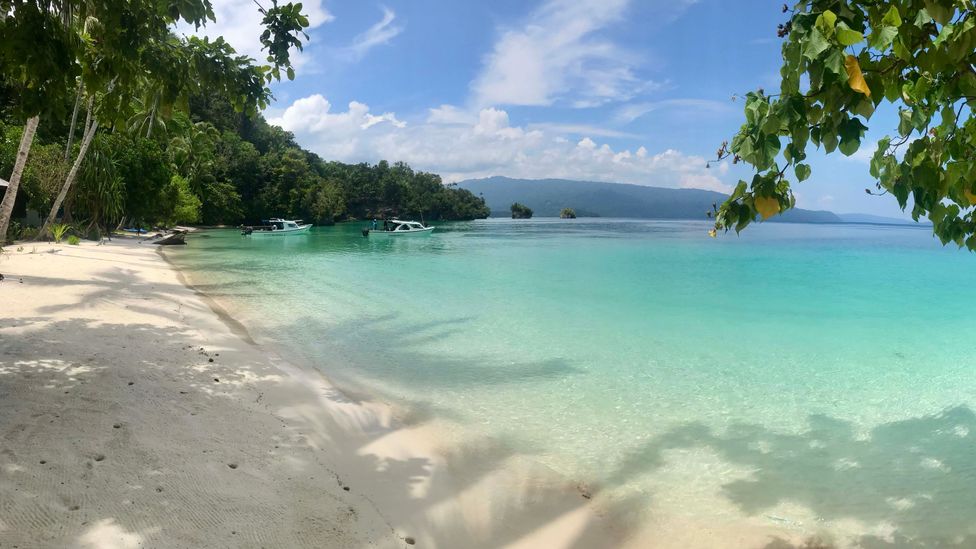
(39, 120), (98, 239)
(0, 116), (40, 242)
(146, 95), (158, 138)
(65, 82), (84, 162)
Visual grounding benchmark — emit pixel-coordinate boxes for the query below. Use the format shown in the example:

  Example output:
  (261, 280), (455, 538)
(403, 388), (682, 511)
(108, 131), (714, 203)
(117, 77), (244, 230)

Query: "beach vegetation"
(560, 208), (577, 219)
(49, 223), (70, 243)
(511, 202), (534, 219)
(66, 235), (80, 245)
(713, 1), (976, 250)
(0, 0), (311, 241)
(169, 175), (203, 225)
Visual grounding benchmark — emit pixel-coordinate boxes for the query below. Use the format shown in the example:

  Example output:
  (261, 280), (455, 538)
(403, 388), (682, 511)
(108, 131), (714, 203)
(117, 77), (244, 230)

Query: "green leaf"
(881, 6), (902, 28)
(898, 109), (913, 136)
(893, 36), (911, 61)
(286, 67), (295, 80)
(868, 26), (899, 50)
(934, 23), (955, 47)
(795, 163), (811, 182)
(824, 49), (846, 76)
(839, 135), (860, 156)
(803, 28), (830, 60)
(822, 131), (839, 153)
(762, 134), (781, 166)
(853, 96), (875, 119)
(914, 8), (931, 28)
(835, 22), (863, 46)
(820, 10), (837, 34)
(729, 180), (747, 201)
(924, 0), (953, 25)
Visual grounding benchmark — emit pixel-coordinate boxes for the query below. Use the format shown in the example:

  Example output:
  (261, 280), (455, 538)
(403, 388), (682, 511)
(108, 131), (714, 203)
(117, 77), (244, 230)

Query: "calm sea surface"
(167, 219), (976, 545)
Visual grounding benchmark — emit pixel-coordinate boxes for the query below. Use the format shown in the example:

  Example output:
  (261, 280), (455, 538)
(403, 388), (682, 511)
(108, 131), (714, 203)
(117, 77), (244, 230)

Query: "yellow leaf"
(845, 55), (871, 97)
(965, 190), (976, 205)
(755, 196), (780, 220)
(708, 229), (717, 238)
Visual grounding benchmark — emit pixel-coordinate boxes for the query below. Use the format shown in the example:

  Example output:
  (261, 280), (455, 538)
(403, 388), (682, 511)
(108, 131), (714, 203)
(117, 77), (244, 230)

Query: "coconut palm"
(0, 0), (310, 240)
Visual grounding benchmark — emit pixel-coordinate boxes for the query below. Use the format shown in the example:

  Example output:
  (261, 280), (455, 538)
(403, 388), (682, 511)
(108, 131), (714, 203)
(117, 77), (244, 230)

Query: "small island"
(560, 208), (576, 219)
(510, 202), (533, 219)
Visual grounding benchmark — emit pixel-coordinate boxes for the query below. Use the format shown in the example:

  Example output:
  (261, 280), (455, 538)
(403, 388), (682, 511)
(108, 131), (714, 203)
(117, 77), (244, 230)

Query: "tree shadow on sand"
(1, 307), (628, 548)
(610, 407), (976, 548)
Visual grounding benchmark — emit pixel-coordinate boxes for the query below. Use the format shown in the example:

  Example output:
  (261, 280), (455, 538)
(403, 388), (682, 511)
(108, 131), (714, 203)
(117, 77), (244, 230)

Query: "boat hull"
(247, 224), (313, 236)
(367, 227), (435, 236)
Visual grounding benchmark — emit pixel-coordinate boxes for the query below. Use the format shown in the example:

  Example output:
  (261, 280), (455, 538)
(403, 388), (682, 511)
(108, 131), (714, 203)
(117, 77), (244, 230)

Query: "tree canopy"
(511, 202), (533, 219)
(713, 0), (976, 249)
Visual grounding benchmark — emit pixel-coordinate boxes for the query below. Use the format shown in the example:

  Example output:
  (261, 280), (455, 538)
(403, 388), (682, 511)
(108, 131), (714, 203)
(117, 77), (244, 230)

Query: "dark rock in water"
(343, 486), (350, 492)
(404, 536), (416, 545)
(208, 358), (214, 363)
(127, 381), (134, 386)
(228, 463), (238, 469)
(112, 423), (121, 429)
(213, 378), (219, 382)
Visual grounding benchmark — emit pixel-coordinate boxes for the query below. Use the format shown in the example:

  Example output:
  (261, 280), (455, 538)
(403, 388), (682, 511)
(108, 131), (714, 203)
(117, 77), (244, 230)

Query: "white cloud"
(526, 122), (640, 139)
(271, 94), (724, 191)
(345, 6), (403, 60)
(267, 95), (404, 162)
(615, 99), (734, 124)
(426, 104), (477, 125)
(471, 0), (649, 108)
(178, 0), (334, 71)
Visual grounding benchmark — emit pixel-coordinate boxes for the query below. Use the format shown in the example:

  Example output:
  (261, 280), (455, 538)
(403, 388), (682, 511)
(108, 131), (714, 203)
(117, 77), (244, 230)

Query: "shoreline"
(0, 238), (624, 548)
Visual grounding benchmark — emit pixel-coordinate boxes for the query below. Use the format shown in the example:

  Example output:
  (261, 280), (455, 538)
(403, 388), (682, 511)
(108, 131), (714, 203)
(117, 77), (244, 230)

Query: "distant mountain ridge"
(457, 176), (842, 223)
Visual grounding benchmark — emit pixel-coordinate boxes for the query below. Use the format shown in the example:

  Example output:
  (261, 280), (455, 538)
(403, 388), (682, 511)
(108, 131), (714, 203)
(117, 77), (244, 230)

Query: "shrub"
(67, 235), (81, 245)
(560, 208), (577, 219)
(50, 223), (71, 243)
(19, 226), (38, 241)
(85, 225), (102, 241)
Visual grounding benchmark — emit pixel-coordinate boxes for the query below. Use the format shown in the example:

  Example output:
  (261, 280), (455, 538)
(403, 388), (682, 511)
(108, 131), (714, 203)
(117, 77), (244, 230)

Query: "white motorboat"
(363, 219), (434, 236)
(241, 218), (312, 235)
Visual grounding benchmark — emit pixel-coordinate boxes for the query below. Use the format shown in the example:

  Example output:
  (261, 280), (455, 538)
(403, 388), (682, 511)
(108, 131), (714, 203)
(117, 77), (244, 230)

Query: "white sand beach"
(0, 239), (623, 549)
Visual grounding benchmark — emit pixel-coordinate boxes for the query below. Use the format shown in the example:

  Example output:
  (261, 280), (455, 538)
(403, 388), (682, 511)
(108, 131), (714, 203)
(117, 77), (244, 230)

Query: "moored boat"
(362, 219), (434, 237)
(241, 218), (312, 236)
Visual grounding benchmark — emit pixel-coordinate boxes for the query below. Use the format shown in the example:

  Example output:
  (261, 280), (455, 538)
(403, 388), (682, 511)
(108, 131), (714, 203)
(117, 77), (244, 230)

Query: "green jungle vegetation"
(0, 0), (488, 243)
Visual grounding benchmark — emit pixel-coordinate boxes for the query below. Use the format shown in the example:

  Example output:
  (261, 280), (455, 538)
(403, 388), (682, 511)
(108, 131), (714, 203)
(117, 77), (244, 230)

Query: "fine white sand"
(0, 239), (624, 548)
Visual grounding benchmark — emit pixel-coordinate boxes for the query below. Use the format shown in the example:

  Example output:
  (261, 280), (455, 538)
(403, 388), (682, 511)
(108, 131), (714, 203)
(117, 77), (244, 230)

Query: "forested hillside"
(459, 176), (842, 223)
(0, 89), (489, 239)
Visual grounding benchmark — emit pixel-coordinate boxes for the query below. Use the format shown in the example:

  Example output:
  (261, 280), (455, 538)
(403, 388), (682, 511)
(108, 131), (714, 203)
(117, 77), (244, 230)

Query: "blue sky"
(193, 0), (910, 217)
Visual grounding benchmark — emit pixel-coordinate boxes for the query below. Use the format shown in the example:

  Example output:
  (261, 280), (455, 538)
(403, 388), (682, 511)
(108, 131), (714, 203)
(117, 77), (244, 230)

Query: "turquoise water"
(168, 219), (976, 545)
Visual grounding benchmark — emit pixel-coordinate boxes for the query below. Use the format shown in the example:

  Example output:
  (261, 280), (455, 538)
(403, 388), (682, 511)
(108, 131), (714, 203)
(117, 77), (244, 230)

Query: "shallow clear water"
(167, 219), (976, 545)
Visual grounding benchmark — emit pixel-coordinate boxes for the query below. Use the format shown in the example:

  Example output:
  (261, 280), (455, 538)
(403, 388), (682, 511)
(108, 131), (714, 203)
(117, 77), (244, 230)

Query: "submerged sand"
(0, 239), (623, 548)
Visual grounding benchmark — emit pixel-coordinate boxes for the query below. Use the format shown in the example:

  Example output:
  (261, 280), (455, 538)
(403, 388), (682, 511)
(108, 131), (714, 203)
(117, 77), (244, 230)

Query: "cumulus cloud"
(345, 7), (403, 60)
(270, 94), (725, 190)
(471, 0), (645, 108)
(178, 0), (334, 71)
